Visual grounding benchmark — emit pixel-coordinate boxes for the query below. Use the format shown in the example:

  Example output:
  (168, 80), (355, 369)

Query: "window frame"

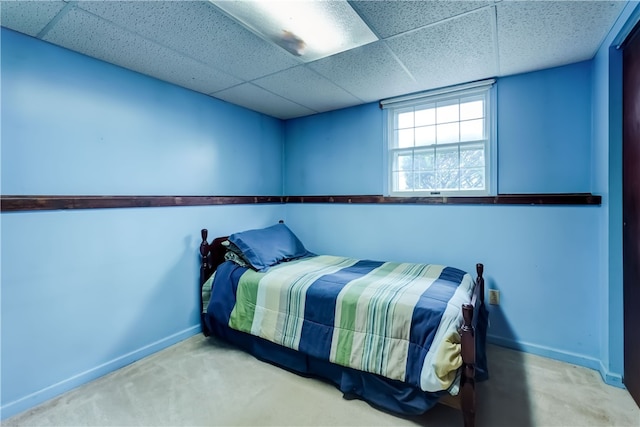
(382, 80), (496, 197)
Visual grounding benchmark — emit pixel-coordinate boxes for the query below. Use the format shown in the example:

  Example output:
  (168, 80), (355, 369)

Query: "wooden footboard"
(460, 301), (477, 427)
(436, 264), (484, 427)
(458, 263), (485, 427)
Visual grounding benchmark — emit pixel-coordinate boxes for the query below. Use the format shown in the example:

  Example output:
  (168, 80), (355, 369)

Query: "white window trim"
(382, 79), (497, 197)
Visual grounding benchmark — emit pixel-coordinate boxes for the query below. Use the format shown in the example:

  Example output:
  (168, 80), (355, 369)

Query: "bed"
(199, 223), (488, 427)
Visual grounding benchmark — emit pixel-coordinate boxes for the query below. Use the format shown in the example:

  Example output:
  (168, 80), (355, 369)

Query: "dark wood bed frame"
(199, 228), (485, 427)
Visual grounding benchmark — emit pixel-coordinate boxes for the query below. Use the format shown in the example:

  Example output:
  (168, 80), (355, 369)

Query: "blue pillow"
(228, 223), (311, 271)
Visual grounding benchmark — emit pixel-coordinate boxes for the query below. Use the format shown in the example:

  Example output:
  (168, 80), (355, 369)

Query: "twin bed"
(199, 223), (488, 427)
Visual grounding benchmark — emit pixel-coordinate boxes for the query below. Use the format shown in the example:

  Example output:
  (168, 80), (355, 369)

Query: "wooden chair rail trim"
(1, 193), (601, 212)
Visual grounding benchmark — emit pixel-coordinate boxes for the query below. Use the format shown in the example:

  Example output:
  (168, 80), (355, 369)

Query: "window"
(382, 80), (495, 196)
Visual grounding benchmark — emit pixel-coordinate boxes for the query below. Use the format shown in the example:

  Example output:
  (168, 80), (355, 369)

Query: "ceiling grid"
(0, 0), (627, 119)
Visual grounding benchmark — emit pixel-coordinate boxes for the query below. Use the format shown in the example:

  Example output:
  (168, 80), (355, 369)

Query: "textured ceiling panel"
(0, 0), (66, 36)
(145, 58), (242, 95)
(1, 1), (630, 120)
(253, 65), (363, 113)
(309, 41), (420, 103)
(213, 83), (316, 119)
(77, 0), (301, 81)
(42, 7), (241, 94)
(386, 7), (497, 91)
(351, 0), (494, 38)
(497, 1), (626, 76)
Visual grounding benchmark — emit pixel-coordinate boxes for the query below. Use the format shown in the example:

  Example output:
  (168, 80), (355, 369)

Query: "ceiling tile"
(2, 0), (629, 120)
(253, 66), (363, 113)
(309, 41), (420, 103)
(213, 83), (316, 120)
(150, 60), (241, 95)
(497, 1), (626, 76)
(0, 0), (66, 36)
(385, 7), (497, 91)
(351, 0), (494, 38)
(77, 1), (301, 81)
(42, 7), (241, 94)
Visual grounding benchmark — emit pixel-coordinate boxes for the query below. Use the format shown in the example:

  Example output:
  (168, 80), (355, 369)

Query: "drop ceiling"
(0, 0), (627, 120)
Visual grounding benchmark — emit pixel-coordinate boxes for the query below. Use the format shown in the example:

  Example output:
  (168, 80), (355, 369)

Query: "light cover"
(209, 0), (378, 62)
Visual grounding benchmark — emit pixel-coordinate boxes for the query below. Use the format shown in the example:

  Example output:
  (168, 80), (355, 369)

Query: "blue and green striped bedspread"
(225, 255), (476, 394)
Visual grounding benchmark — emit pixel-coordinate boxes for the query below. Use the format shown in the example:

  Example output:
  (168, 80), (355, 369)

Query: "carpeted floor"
(5, 335), (639, 426)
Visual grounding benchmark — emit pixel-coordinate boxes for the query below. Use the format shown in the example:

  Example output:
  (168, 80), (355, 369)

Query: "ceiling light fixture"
(209, 0), (378, 62)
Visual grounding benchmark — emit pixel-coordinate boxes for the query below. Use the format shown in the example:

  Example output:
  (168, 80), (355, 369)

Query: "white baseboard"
(487, 334), (625, 389)
(1, 325), (201, 420)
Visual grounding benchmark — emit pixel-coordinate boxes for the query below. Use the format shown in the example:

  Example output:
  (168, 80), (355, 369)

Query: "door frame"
(622, 18), (640, 407)
(601, 5), (640, 390)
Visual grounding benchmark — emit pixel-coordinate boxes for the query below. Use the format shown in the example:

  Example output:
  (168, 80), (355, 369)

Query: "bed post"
(200, 229), (210, 287)
(199, 229), (211, 337)
(476, 263), (485, 305)
(459, 263), (483, 427)
(460, 304), (475, 427)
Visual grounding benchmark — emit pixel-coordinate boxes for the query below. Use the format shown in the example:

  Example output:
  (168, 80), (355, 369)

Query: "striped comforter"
(228, 255), (476, 393)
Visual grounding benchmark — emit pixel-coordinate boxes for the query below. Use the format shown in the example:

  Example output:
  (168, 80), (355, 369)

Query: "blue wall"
(284, 61), (606, 376)
(591, 1), (640, 386)
(497, 63), (592, 194)
(1, 28), (286, 419)
(285, 103), (383, 195)
(1, 28), (283, 196)
(285, 61), (594, 196)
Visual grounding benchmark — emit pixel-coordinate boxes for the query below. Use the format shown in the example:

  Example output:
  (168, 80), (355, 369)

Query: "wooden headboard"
(199, 229), (228, 286)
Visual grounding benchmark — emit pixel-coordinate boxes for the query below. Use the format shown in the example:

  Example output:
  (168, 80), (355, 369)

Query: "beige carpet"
(5, 335), (639, 426)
